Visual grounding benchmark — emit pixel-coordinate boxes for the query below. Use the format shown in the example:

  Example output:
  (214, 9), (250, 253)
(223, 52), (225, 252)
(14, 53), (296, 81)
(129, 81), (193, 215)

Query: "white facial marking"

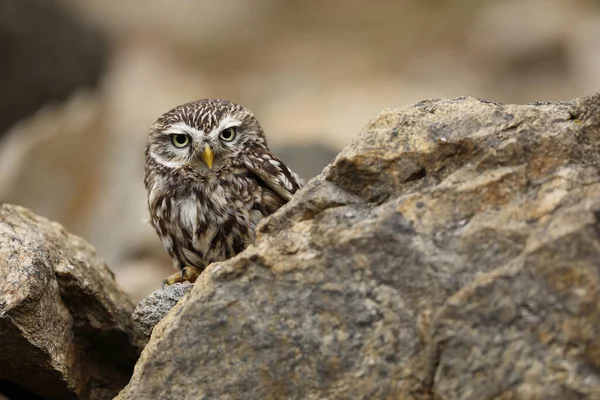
(149, 151), (186, 168)
(211, 116), (242, 139)
(164, 122), (205, 142)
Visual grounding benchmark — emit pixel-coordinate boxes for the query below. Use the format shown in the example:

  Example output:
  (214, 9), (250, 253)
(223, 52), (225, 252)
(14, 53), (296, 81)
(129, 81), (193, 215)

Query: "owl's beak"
(202, 144), (214, 169)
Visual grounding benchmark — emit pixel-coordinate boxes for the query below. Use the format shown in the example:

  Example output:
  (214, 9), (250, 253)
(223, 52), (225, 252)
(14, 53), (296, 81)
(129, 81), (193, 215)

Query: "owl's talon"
(160, 266), (203, 289)
(181, 266), (202, 282)
(160, 273), (182, 288)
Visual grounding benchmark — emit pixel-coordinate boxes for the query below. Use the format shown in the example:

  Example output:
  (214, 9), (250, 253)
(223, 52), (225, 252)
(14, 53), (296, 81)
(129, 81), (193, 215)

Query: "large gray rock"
(0, 204), (143, 400)
(118, 94), (600, 399)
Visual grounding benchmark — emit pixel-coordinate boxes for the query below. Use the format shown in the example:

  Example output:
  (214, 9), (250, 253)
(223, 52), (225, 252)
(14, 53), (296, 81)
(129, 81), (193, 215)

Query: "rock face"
(118, 94), (600, 400)
(0, 204), (143, 400)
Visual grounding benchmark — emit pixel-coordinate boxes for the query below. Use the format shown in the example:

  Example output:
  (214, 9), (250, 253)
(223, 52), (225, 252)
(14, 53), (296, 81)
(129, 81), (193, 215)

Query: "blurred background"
(0, 0), (598, 301)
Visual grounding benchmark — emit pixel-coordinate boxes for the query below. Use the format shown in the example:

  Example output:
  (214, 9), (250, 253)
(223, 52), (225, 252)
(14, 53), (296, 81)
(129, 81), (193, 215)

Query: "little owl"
(145, 99), (303, 286)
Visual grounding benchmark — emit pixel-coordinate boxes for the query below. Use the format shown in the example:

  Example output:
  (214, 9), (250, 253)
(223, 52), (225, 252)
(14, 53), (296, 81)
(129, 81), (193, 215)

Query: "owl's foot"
(161, 266), (202, 289)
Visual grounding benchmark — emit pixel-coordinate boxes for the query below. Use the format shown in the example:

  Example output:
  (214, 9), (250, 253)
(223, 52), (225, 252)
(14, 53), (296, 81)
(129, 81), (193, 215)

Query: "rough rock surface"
(132, 283), (193, 344)
(0, 204), (143, 400)
(118, 94), (600, 400)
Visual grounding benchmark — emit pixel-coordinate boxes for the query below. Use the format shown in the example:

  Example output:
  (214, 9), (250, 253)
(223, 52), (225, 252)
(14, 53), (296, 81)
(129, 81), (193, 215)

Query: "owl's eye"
(171, 134), (190, 148)
(219, 127), (236, 142)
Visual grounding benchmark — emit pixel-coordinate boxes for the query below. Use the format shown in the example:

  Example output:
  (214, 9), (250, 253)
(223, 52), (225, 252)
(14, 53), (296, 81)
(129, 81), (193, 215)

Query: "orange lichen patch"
(526, 145), (572, 181)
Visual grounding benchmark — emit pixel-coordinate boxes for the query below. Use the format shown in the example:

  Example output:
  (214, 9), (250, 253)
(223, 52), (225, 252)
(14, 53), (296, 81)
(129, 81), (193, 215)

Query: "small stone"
(132, 283), (193, 344)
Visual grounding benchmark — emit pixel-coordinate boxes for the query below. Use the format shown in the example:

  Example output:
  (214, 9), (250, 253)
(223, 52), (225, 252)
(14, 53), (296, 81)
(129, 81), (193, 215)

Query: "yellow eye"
(171, 134), (190, 148)
(219, 127), (236, 142)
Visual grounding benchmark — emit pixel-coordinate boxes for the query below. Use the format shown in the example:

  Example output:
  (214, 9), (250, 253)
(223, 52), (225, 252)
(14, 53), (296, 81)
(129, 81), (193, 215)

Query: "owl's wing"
(244, 149), (303, 202)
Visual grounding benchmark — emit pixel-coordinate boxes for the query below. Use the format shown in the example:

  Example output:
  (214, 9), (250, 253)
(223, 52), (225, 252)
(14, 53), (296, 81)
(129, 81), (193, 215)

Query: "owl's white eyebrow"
(209, 116), (242, 137)
(149, 151), (186, 168)
(163, 122), (205, 136)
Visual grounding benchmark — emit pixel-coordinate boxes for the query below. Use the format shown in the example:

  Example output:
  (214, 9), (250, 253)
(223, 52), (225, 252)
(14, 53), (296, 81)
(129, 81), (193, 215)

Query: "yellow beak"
(202, 144), (214, 169)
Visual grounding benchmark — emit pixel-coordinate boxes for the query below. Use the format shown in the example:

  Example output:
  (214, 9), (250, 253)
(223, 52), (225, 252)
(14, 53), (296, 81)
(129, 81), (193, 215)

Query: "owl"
(145, 99), (303, 286)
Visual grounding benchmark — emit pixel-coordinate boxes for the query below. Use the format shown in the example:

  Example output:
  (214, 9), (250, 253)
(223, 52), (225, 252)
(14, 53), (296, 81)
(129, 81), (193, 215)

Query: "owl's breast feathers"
(146, 164), (302, 271)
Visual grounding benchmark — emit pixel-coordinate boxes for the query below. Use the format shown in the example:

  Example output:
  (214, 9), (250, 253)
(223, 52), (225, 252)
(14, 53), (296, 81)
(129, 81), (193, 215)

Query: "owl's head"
(146, 99), (267, 172)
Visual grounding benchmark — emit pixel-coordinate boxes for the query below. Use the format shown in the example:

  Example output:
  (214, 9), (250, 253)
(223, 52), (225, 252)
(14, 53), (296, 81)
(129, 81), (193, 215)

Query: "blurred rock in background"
(0, 0), (107, 136)
(0, 0), (598, 301)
